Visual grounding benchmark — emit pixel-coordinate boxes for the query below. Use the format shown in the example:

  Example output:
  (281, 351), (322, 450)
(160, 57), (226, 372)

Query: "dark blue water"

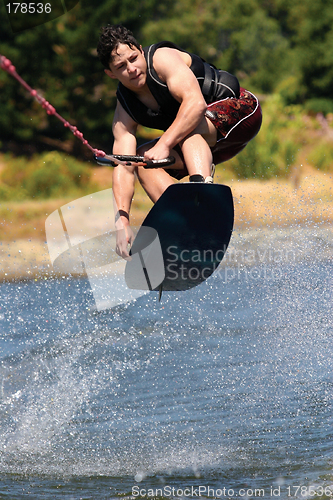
(0, 227), (333, 499)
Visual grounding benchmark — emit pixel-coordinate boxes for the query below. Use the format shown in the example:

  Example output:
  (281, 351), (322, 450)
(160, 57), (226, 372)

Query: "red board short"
(207, 88), (262, 164)
(168, 88), (262, 179)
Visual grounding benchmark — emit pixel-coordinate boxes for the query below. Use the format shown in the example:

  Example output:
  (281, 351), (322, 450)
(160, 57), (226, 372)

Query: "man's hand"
(144, 140), (170, 161)
(115, 222), (134, 260)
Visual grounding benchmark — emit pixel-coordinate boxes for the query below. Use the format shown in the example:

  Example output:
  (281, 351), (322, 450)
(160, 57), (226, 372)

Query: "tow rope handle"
(93, 154), (175, 168)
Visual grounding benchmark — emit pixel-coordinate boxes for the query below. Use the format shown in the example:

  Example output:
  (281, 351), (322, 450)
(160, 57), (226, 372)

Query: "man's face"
(105, 43), (147, 91)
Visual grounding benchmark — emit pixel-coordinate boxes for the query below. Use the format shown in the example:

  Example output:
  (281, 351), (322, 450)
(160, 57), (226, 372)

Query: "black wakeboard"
(125, 183), (234, 292)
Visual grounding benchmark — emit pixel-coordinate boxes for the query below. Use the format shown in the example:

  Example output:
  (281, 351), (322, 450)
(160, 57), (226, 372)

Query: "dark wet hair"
(97, 24), (141, 69)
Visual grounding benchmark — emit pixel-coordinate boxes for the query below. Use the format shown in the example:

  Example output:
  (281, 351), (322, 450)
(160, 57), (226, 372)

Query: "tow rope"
(0, 54), (106, 158)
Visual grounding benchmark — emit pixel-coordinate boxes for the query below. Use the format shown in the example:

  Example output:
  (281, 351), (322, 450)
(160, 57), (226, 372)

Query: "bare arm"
(144, 48), (207, 160)
(112, 101), (138, 258)
(112, 101), (138, 218)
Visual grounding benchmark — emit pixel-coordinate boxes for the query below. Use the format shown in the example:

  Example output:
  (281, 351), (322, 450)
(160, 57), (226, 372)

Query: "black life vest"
(116, 41), (239, 131)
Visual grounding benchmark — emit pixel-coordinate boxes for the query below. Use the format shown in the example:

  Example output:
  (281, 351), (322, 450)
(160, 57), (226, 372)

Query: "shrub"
(0, 151), (92, 200)
(0, 184), (16, 201)
(307, 141), (333, 171)
(227, 94), (300, 179)
(305, 98), (333, 116)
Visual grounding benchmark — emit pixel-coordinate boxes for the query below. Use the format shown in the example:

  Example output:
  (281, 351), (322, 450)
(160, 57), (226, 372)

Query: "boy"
(97, 24), (262, 258)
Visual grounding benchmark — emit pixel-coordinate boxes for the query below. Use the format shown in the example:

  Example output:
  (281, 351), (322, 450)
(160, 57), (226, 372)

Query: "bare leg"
(136, 141), (185, 202)
(180, 116), (217, 178)
(180, 133), (213, 178)
(136, 116), (217, 198)
(135, 167), (175, 203)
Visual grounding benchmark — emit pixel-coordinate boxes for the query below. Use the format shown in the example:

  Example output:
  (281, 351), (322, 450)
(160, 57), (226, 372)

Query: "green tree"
(0, 0), (163, 155)
(1, 0), (333, 157)
(271, 0), (333, 108)
(142, 0), (292, 93)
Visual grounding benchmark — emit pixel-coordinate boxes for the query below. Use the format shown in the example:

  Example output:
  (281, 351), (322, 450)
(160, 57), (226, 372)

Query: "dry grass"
(226, 165), (333, 228)
(0, 164), (332, 281)
(0, 197), (85, 241)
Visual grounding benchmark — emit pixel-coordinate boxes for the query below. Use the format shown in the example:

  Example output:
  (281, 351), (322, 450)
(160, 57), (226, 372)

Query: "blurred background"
(0, 0), (333, 275)
(1, 4), (333, 498)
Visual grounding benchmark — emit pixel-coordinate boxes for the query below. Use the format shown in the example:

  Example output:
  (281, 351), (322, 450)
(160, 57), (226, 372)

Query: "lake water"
(0, 225), (332, 499)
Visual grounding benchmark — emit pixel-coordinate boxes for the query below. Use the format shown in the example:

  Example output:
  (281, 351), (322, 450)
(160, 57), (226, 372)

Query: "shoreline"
(1, 165), (332, 282)
(1, 221), (332, 283)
